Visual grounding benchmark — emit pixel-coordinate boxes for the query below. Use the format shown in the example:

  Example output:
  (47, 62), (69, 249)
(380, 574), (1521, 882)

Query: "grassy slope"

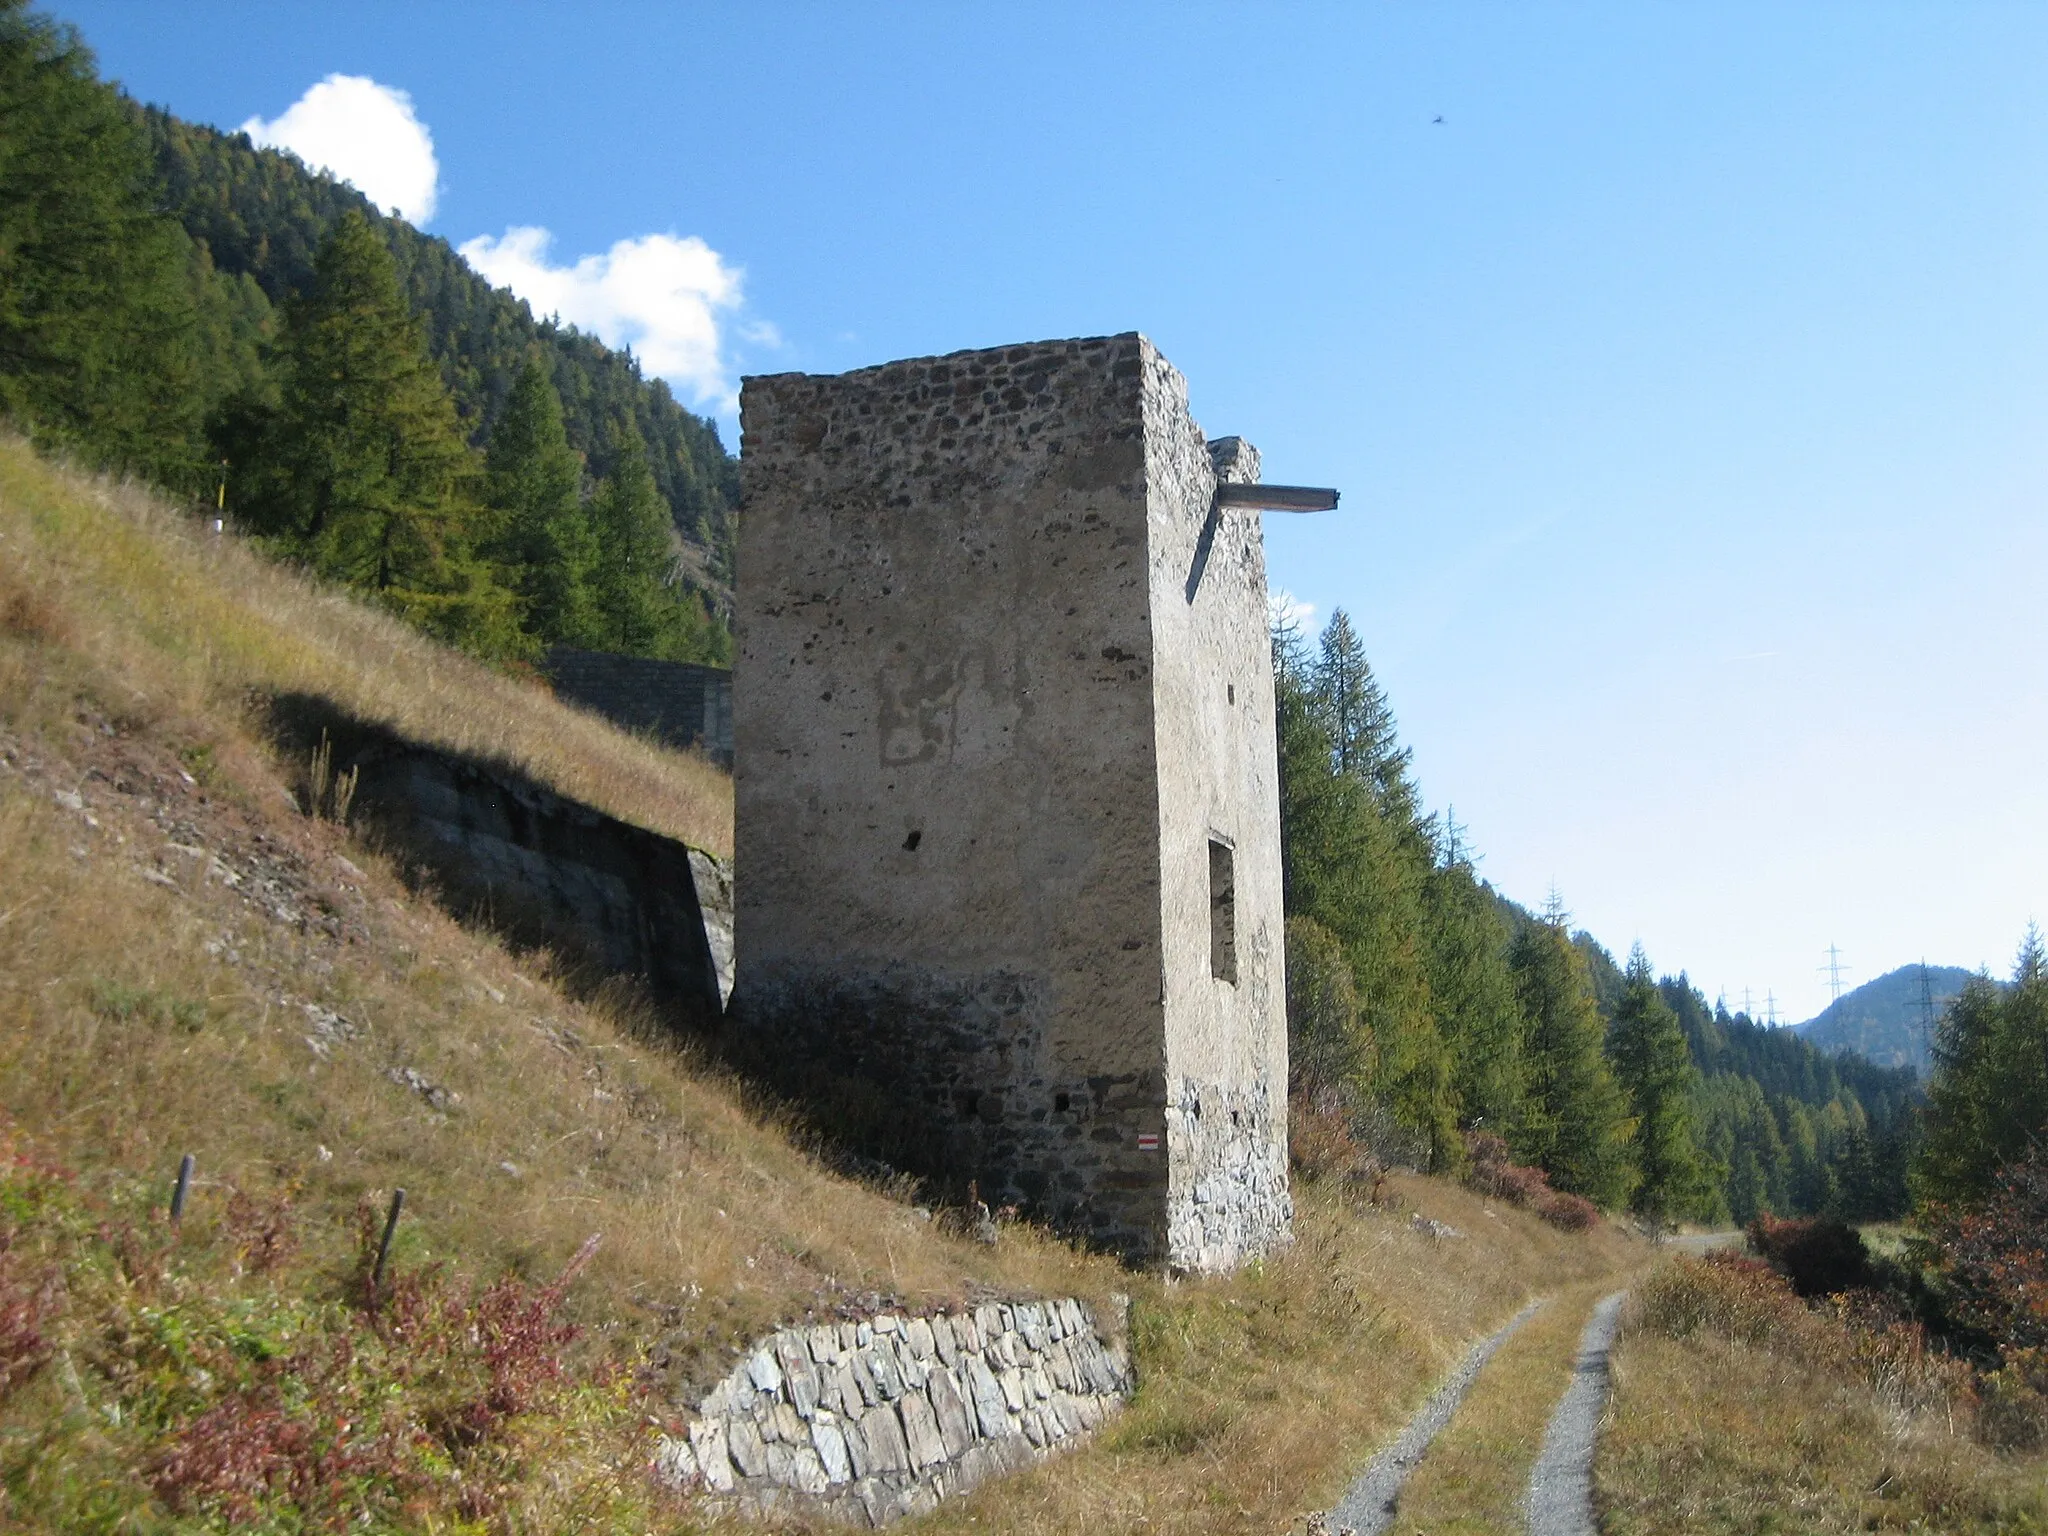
(0, 440), (1645, 1532)
(1600, 1257), (2047, 1535)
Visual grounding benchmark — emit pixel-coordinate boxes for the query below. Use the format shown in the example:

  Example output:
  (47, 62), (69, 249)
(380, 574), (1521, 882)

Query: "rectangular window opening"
(1208, 836), (1238, 984)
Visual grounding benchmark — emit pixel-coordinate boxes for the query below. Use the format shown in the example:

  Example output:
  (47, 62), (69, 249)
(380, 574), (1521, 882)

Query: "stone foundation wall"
(657, 1298), (1132, 1526)
(268, 703), (733, 1019)
(541, 646), (733, 765)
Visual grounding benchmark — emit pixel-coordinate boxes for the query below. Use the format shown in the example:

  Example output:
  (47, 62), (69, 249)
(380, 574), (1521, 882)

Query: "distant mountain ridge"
(1797, 963), (1977, 1074)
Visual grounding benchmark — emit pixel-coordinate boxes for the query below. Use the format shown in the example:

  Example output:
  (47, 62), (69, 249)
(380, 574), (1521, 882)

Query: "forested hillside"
(1797, 962), (1975, 1073)
(0, 3), (732, 668)
(1276, 610), (1921, 1226)
(141, 108), (739, 595)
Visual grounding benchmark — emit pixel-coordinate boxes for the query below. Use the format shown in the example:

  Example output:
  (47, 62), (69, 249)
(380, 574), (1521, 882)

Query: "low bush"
(1463, 1131), (1599, 1231)
(1289, 1094), (1390, 1204)
(1541, 1192), (1600, 1232)
(1631, 1252), (1976, 1428)
(1747, 1212), (1871, 1296)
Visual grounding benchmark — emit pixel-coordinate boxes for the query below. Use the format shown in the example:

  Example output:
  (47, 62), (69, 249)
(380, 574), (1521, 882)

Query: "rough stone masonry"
(733, 334), (1293, 1271)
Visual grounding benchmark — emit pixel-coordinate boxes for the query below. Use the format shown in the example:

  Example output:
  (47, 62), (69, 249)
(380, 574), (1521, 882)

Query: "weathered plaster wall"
(655, 1298), (1132, 1527)
(1141, 355), (1293, 1272)
(733, 334), (1289, 1269)
(734, 335), (1171, 1255)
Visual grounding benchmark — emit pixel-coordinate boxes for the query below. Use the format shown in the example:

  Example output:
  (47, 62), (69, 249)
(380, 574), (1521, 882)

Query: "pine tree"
(0, 1), (203, 486)
(1917, 928), (2048, 1206)
(485, 356), (598, 646)
(1608, 945), (1718, 1232)
(1508, 912), (1636, 1207)
(242, 210), (522, 656)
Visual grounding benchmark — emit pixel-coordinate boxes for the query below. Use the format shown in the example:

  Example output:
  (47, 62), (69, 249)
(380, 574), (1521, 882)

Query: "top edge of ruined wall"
(739, 332), (1150, 394)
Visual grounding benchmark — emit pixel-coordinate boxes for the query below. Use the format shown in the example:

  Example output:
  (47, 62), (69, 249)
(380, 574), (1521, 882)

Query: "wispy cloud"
(242, 75), (439, 224)
(459, 226), (752, 412)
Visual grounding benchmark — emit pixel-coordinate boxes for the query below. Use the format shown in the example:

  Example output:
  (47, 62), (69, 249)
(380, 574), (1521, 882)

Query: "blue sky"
(58, 2), (2048, 1020)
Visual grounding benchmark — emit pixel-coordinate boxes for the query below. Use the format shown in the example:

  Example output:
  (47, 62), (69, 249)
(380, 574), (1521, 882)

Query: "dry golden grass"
(0, 436), (1655, 1531)
(0, 435), (732, 854)
(1599, 1259), (2048, 1535)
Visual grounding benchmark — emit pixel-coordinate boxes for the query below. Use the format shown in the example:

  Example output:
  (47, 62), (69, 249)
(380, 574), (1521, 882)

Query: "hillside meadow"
(0, 439), (1648, 1531)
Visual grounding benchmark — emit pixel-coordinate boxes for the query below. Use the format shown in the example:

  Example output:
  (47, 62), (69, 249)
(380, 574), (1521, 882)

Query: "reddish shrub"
(1926, 1144), (2048, 1354)
(1541, 1193), (1600, 1232)
(1464, 1130), (1599, 1230)
(0, 1238), (59, 1402)
(1290, 1095), (1390, 1202)
(223, 1188), (299, 1276)
(1748, 1213), (1871, 1297)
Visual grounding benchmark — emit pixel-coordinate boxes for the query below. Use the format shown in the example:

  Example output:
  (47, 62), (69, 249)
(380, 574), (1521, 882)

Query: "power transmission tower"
(1818, 943), (1850, 1007)
(1741, 986), (1755, 1021)
(1765, 989), (1781, 1026)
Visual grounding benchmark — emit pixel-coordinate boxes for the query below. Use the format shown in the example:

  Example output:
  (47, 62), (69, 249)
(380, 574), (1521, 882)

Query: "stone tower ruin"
(733, 333), (1329, 1271)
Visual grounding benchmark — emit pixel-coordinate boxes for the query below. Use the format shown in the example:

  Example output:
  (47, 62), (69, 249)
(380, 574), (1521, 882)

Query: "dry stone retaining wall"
(657, 1297), (1133, 1526)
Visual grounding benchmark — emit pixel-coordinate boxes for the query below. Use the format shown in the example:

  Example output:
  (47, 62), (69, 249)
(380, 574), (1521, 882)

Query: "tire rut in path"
(1325, 1298), (1545, 1536)
(1522, 1289), (1627, 1536)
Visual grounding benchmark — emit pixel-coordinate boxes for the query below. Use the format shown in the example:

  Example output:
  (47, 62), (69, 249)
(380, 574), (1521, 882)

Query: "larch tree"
(243, 210), (521, 656)
(0, 0), (202, 486)
(485, 356), (598, 647)
(1608, 944), (1718, 1231)
(587, 414), (683, 656)
(1509, 911), (1637, 1208)
(1423, 847), (1528, 1140)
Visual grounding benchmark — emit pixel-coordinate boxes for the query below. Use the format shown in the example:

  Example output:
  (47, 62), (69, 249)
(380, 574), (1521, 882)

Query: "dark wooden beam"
(1214, 484), (1340, 513)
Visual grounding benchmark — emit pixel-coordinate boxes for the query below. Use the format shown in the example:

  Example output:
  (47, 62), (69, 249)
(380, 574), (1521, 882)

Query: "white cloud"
(242, 75), (439, 224)
(1269, 588), (1318, 634)
(459, 225), (748, 411)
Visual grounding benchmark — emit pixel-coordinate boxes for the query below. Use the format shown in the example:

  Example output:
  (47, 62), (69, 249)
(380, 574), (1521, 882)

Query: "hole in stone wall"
(903, 829), (922, 851)
(1209, 836), (1237, 984)
(1227, 682), (1235, 705)
(956, 1090), (979, 1119)
(1054, 1092), (1071, 1113)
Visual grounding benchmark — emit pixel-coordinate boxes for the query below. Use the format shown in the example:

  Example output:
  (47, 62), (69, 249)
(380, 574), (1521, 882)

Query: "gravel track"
(1325, 1298), (1546, 1536)
(1522, 1289), (1627, 1536)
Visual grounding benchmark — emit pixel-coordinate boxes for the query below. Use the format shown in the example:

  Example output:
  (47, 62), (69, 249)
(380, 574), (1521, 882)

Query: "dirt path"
(1521, 1290), (1627, 1536)
(1325, 1298), (1545, 1536)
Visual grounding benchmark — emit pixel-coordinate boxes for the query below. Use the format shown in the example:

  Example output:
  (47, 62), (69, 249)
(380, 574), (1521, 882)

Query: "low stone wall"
(657, 1298), (1133, 1526)
(265, 697), (733, 1021)
(542, 646), (732, 765)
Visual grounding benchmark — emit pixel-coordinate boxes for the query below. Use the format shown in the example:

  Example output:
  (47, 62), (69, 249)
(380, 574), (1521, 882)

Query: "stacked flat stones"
(658, 1298), (1132, 1526)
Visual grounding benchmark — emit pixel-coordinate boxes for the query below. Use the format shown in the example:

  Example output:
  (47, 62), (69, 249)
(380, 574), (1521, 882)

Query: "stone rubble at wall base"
(655, 1297), (1132, 1527)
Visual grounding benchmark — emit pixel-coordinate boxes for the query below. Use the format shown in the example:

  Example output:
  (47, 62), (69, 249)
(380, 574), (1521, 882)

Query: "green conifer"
(1608, 944), (1718, 1231)
(0, 1), (203, 486)
(1916, 928), (2048, 1206)
(1509, 911), (1636, 1207)
(485, 357), (599, 646)
(587, 415), (680, 655)
(1423, 850), (1527, 1138)
(246, 210), (522, 656)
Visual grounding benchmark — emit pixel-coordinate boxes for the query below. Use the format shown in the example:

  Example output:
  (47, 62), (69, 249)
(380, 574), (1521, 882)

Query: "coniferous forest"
(1275, 609), (1927, 1228)
(0, 1), (733, 666)
(3, 0), (2036, 1253)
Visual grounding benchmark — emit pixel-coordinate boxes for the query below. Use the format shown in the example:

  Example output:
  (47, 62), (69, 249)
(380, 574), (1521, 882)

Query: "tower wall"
(733, 333), (1288, 1268)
